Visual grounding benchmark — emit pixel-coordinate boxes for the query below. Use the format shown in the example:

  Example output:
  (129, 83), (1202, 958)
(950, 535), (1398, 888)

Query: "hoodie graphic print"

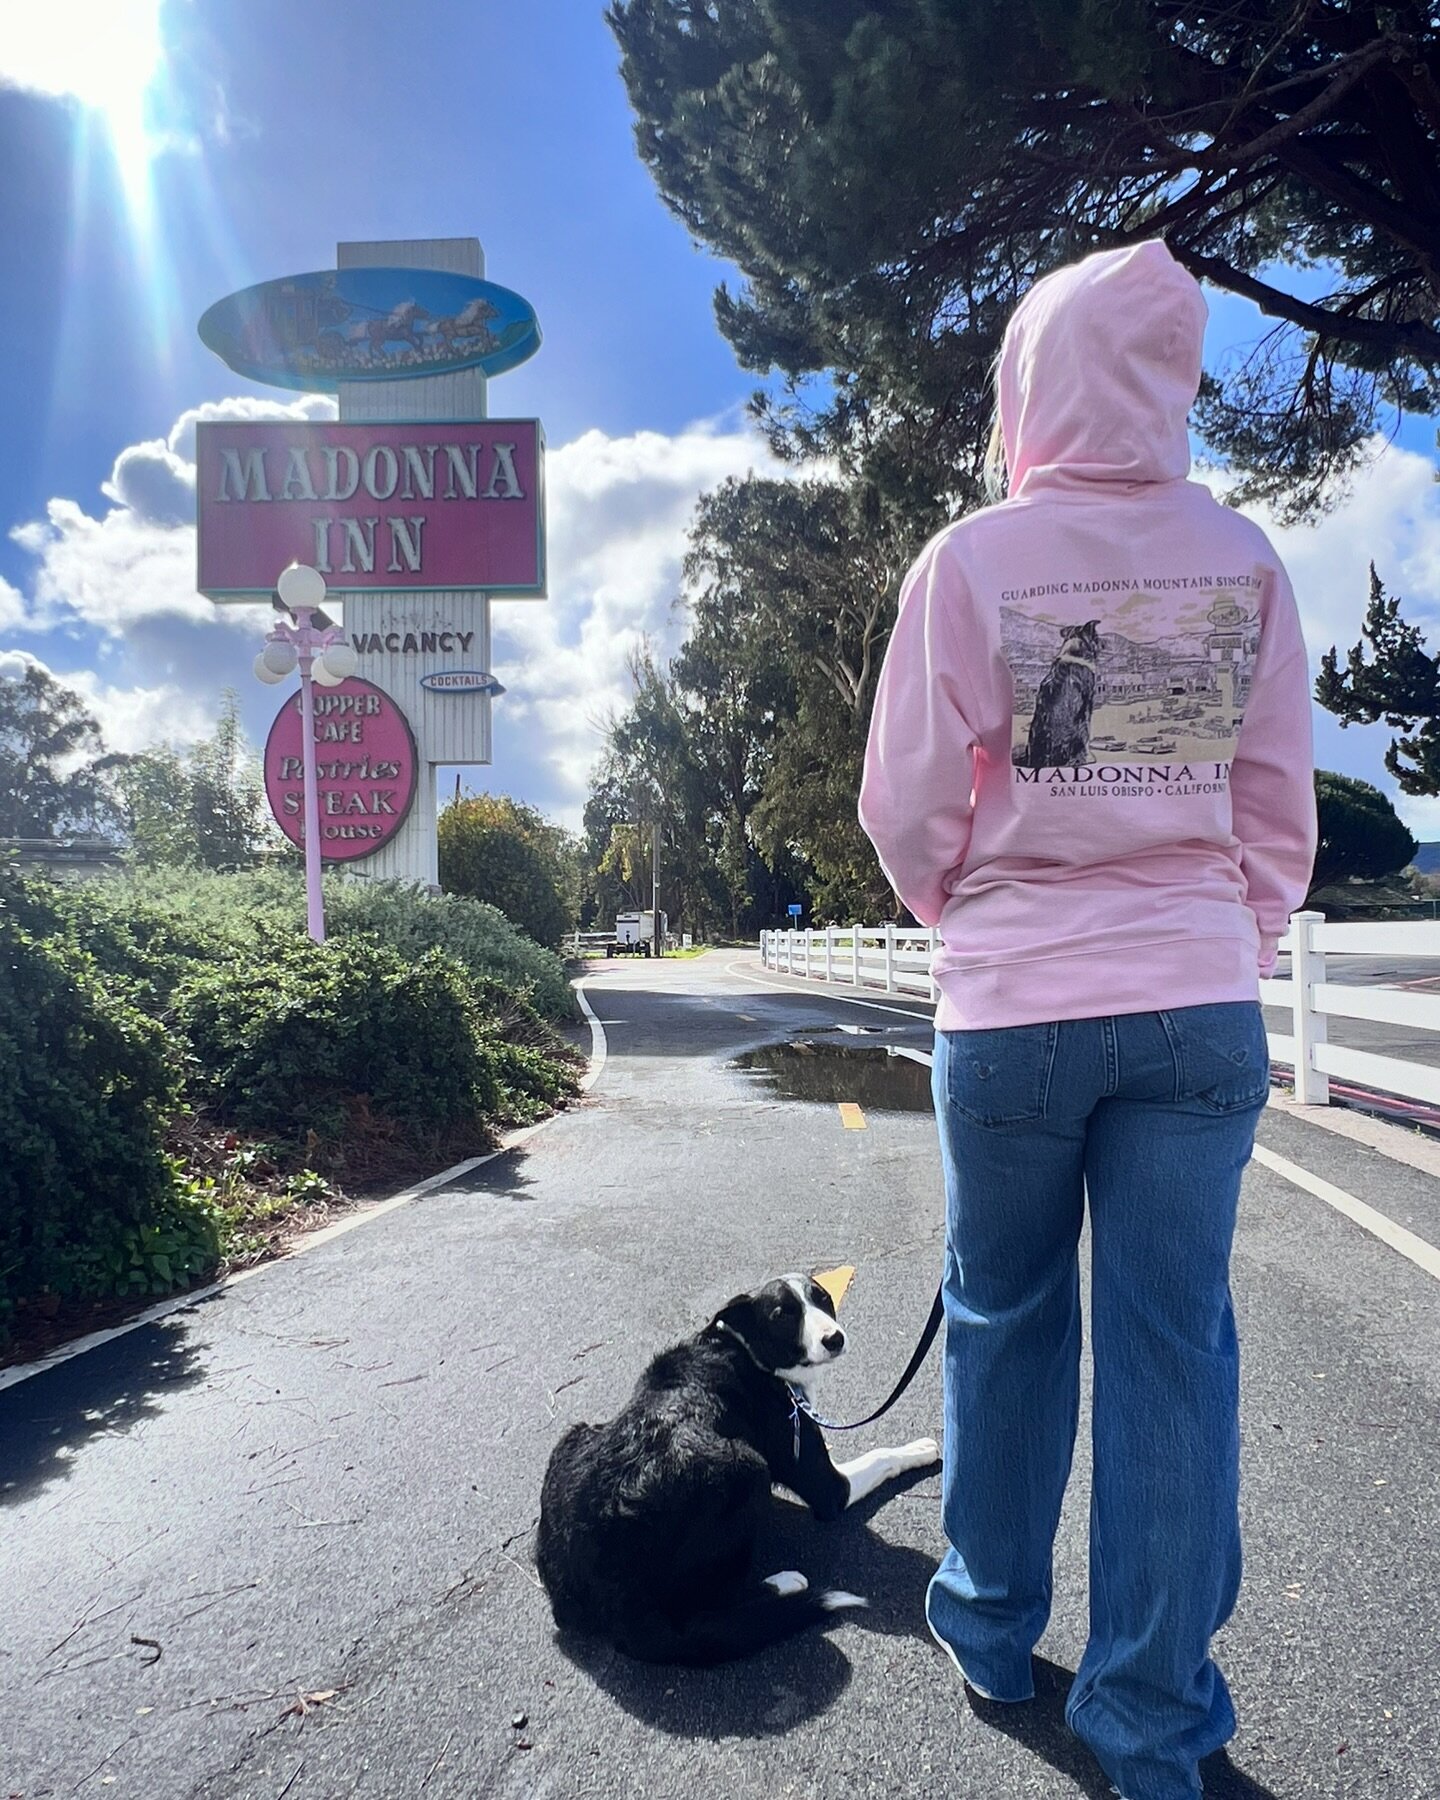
(1005, 580), (1257, 783)
(860, 241), (1317, 1032)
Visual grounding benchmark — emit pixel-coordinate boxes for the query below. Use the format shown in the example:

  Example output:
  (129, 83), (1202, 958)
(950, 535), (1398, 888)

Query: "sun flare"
(1, 0), (165, 198)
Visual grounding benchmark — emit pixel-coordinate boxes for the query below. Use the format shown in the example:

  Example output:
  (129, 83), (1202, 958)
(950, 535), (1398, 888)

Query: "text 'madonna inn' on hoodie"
(859, 240), (1317, 1032)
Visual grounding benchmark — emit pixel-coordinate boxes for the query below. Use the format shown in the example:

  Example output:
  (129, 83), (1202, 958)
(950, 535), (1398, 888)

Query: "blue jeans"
(927, 1004), (1268, 1800)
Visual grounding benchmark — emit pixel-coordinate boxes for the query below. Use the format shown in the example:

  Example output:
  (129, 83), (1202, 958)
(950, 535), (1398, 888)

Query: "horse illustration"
(366, 300), (432, 358)
(427, 296), (502, 354)
(1021, 620), (1103, 769)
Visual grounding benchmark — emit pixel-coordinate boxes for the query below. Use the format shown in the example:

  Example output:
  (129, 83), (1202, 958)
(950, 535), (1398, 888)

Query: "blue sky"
(3, 0), (1440, 836)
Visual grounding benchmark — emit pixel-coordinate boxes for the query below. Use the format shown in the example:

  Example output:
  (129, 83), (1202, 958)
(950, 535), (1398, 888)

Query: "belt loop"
(1102, 1015), (1119, 1095)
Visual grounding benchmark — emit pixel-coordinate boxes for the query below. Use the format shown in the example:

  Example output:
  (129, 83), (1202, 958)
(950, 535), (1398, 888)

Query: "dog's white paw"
(905, 1437), (941, 1468)
(819, 1589), (868, 1612)
(764, 1570), (809, 1597)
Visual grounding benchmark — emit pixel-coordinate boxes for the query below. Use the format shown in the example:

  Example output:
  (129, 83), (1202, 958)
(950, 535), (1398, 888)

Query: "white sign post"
(197, 236), (546, 890)
(338, 238), (494, 886)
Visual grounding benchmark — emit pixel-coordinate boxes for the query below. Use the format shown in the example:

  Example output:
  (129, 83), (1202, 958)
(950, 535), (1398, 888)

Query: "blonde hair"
(980, 345), (1008, 503)
(983, 409), (1007, 504)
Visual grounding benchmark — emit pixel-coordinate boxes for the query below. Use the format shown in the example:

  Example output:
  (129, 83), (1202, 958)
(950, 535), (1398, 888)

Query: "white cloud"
(0, 648), (211, 760)
(0, 575), (24, 633)
(1224, 440), (1440, 840)
(7, 393), (338, 637)
(4, 402), (788, 821)
(490, 421), (789, 809)
(1232, 441), (1440, 659)
(70, 667), (213, 756)
(165, 394), (337, 462)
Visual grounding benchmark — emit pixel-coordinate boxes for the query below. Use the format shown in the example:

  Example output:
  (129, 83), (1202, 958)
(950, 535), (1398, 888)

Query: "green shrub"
(325, 879), (574, 1019)
(0, 900), (215, 1326)
(108, 866), (574, 1020)
(1, 866), (240, 1015)
(174, 937), (577, 1172)
(438, 794), (576, 950)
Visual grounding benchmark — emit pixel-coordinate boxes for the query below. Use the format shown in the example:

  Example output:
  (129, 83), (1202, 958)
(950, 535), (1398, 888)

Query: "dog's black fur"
(536, 1275), (936, 1665)
(1023, 619), (1103, 768)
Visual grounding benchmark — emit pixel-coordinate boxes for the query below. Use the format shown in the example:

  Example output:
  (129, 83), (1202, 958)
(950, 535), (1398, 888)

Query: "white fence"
(760, 912), (1440, 1113)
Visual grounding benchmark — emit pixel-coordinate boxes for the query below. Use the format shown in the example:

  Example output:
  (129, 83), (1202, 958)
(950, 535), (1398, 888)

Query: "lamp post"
(252, 563), (357, 944)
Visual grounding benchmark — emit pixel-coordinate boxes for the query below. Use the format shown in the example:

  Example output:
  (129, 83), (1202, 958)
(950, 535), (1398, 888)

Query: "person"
(859, 240), (1316, 1800)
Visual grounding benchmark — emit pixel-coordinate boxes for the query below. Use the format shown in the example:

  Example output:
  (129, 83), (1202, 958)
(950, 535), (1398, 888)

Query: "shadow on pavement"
(966, 1659), (1284, 1799)
(439, 1147), (541, 1203)
(560, 1624), (856, 1739)
(552, 1467), (941, 1739)
(0, 1316), (206, 1506)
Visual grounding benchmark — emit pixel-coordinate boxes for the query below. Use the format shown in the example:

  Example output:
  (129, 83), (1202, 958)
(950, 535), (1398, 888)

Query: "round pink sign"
(263, 678), (418, 862)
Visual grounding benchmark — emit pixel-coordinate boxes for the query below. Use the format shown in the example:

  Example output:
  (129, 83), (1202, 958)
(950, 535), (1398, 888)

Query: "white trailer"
(615, 910), (668, 955)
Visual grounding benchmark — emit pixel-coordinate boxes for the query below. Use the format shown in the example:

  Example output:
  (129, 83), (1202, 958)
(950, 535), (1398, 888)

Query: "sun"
(3, 0), (166, 201)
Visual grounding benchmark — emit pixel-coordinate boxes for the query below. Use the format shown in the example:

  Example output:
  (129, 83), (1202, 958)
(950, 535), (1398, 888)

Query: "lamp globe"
(276, 563), (327, 612)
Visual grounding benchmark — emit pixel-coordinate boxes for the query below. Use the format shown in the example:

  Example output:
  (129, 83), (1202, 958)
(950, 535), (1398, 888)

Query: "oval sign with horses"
(198, 268), (541, 391)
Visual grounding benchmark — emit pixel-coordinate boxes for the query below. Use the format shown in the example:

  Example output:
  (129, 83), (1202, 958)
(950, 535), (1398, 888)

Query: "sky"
(3, 0), (1440, 838)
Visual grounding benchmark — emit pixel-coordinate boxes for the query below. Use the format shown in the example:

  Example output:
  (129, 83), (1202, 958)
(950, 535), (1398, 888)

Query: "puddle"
(730, 1041), (934, 1112)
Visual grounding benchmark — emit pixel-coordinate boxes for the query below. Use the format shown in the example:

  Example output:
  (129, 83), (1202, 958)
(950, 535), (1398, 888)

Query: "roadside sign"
(787, 903), (803, 917)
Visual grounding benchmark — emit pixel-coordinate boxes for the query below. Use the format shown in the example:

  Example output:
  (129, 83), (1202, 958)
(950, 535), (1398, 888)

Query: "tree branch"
(1165, 245), (1440, 360)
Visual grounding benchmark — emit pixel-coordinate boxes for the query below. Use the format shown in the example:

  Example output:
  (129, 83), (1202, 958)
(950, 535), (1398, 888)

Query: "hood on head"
(997, 240), (1207, 498)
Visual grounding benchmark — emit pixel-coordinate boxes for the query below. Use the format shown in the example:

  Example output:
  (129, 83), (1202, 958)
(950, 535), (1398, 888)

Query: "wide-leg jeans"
(926, 1004), (1269, 1800)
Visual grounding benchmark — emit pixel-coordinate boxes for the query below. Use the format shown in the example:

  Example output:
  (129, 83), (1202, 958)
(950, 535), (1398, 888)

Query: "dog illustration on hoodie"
(1022, 620), (1103, 768)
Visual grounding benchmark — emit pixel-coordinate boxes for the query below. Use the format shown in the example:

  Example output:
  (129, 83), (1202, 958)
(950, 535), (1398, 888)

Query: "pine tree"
(1317, 566), (1440, 795)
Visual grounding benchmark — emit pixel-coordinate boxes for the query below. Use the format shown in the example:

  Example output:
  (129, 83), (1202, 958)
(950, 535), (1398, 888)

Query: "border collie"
(1022, 618), (1103, 768)
(536, 1274), (939, 1664)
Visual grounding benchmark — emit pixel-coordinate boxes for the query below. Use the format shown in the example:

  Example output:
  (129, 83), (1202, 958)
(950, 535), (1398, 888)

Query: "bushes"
(325, 879), (574, 1020)
(0, 864), (582, 1349)
(116, 866), (574, 1020)
(177, 940), (499, 1156)
(438, 794), (577, 950)
(175, 937), (581, 1176)
(0, 901), (217, 1328)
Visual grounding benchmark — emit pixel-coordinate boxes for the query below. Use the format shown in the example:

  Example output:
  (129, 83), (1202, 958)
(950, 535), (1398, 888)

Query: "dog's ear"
(711, 1293), (761, 1346)
(712, 1293), (754, 1328)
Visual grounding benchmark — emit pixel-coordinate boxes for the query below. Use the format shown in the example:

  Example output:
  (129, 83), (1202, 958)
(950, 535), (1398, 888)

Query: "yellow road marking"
(814, 1264), (856, 1307)
(838, 1102), (867, 1130)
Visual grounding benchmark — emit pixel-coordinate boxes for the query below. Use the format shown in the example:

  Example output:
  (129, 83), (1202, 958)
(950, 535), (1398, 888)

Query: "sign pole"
(336, 237), (492, 890)
(294, 607), (326, 945)
(652, 818), (661, 959)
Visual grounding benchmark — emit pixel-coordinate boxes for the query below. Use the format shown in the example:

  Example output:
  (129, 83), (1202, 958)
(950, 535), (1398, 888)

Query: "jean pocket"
(1162, 1002), (1271, 1114)
(943, 1023), (1059, 1127)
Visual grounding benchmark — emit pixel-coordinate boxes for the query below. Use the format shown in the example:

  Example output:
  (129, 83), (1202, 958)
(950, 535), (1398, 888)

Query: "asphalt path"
(2, 953), (1438, 1799)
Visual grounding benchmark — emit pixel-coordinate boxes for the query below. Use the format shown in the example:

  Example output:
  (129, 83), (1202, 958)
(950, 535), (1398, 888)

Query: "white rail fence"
(760, 912), (1440, 1113)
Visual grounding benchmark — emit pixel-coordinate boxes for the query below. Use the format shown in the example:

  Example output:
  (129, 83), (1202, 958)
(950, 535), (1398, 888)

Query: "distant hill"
(1411, 843), (1440, 875)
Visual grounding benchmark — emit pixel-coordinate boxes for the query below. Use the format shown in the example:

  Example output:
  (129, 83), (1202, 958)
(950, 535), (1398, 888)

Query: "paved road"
(3, 953), (1438, 1799)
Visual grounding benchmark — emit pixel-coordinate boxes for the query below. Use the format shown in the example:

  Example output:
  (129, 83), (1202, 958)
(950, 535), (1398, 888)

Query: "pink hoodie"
(859, 241), (1316, 1031)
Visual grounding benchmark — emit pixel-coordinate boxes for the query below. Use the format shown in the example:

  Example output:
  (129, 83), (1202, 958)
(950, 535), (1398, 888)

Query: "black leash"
(788, 1283), (944, 1440)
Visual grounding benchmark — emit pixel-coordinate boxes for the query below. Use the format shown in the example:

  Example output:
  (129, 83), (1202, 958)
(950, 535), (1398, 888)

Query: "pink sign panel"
(263, 678), (418, 862)
(197, 419), (545, 597)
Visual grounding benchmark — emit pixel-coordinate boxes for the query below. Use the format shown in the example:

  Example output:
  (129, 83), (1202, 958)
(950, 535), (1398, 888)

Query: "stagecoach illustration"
(200, 268), (539, 390)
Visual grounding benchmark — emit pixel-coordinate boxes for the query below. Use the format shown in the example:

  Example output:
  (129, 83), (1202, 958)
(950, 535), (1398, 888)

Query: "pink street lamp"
(252, 563), (357, 944)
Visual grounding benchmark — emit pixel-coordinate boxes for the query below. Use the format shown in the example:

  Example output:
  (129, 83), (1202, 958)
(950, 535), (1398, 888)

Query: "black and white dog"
(536, 1275), (939, 1665)
(1022, 618), (1103, 768)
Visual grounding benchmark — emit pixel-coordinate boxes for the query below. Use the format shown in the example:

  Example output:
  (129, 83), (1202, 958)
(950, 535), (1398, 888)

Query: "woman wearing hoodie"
(860, 240), (1315, 1800)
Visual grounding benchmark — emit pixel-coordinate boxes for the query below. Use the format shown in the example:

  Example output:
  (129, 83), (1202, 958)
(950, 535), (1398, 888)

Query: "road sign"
(788, 903), (803, 917)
